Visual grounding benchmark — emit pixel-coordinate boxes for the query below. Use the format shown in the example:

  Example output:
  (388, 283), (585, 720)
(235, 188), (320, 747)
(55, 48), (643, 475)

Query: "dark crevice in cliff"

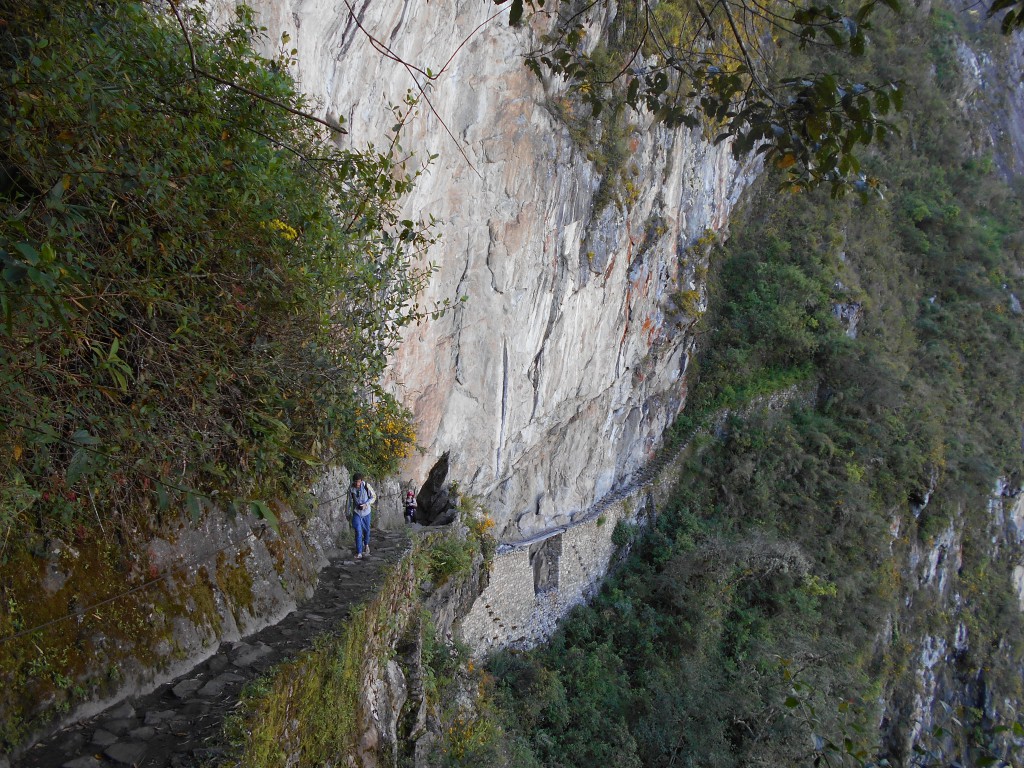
(452, 245), (474, 387)
(335, 0), (370, 60)
(497, 341), (510, 478)
(525, 222), (576, 422)
(485, 222), (505, 294)
(387, 0), (412, 46)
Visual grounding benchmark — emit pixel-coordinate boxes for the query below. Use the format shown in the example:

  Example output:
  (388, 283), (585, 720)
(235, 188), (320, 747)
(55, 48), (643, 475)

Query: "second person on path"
(348, 474), (376, 559)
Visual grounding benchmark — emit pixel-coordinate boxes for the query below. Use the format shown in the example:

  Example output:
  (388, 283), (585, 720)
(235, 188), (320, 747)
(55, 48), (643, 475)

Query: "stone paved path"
(13, 529), (409, 768)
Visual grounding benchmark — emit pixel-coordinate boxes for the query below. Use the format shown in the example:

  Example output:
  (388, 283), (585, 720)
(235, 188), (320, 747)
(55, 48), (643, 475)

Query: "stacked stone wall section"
(461, 497), (639, 654)
(459, 384), (816, 656)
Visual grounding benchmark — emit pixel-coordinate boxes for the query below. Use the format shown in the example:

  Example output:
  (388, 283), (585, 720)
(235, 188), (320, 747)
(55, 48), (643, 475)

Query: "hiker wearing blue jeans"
(348, 474), (376, 559)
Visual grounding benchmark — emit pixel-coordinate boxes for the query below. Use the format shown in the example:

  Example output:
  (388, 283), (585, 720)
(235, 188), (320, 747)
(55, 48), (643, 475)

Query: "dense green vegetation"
(489, 5), (1024, 767)
(0, 0), (432, 545)
(0, 0), (435, 747)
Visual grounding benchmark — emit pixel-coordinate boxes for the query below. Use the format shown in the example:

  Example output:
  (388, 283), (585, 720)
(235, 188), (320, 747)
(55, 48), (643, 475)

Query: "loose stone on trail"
(229, 641), (272, 668)
(205, 655), (229, 674)
(142, 711), (175, 727)
(58, 758), (101, 768)
(104, 705), (134, 720)
(89, 730), (117, 748)
(97, 720), (132, 737)
(102, 742), (147, 766)
(170, 680), (201, 700)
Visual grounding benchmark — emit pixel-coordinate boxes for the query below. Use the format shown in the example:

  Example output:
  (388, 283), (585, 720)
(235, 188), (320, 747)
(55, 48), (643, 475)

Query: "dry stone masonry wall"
(458, 382), (816, 654)
(462, 494), (644, 653)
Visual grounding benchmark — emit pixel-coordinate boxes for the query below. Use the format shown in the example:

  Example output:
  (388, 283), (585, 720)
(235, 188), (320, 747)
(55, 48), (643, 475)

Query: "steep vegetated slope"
(486, 5), (1024, 767)
(0, 0), (425, 749)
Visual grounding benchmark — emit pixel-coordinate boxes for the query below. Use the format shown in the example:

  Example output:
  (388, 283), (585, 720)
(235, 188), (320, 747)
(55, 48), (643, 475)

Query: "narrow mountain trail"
(500, 386), (808, 551)
(13, 530), (410, 768)
(499, 417), (710, 551)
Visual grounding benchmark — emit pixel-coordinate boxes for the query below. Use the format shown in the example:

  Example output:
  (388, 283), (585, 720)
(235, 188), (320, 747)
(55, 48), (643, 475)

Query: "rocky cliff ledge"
(214, 0), (758, 539)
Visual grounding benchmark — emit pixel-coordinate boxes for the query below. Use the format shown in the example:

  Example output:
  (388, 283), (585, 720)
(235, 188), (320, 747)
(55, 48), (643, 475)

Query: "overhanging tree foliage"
(503, 0), (1023, 195)
(988, 0), (1024, 31)
(502, 0), (906, 197)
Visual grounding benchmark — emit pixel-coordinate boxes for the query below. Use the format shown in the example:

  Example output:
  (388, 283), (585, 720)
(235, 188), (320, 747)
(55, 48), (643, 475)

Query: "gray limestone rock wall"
(210, 0), (760, 542)
(947, 2), (1024, 177)
(883, 480), (1024, 758)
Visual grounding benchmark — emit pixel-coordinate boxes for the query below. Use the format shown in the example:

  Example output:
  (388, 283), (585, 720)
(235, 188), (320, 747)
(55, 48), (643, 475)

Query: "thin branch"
(715, 0), (780, 105)
(692, 0), (723, 43)
(166, 0), (346, 135)
(405, 67), (482, 178)
(339, 0), (437, 80)
(436, 7), (511, 76)
(524, 0), (606, 58)
(341, 0), (482, 178)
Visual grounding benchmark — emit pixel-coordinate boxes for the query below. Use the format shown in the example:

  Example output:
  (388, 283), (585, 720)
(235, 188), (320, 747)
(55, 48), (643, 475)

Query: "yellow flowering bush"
(259, 218), (299, 240)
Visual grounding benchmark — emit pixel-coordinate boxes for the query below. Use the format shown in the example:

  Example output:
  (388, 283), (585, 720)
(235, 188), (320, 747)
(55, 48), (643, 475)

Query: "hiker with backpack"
(347, 473), (376, 559)
(403, 489), (418, 524)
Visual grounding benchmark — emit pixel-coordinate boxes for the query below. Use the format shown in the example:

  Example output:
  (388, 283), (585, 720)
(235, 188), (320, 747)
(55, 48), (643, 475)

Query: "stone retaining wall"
(5, 467), (360, 756)
(458, 384), (815, 655)
(461, 494), (648, 654)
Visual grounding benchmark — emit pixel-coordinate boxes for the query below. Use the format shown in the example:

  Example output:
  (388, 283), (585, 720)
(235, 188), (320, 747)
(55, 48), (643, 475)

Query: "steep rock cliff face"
(950, 2), (1024, 175)
(875, 21), (1024, 759)
(878, 480), (1024, 761)
(215, 0), (756, 538)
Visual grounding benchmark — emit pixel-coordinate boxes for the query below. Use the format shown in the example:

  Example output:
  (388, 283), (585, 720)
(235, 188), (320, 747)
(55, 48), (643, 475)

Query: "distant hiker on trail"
(404, 489), (418, 524)
(348, 474), (376, 559)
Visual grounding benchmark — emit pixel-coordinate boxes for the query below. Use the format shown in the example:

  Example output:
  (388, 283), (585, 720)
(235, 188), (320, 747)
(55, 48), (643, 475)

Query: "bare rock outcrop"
(215, 0), (759, 538)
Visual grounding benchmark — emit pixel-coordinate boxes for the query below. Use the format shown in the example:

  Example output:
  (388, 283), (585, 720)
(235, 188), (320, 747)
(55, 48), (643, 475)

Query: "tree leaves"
(66, 448), (95, 486)
(509, 0), (525, 26)
(70, 430), (100, 446)
(519, 0), (905, 196)
(249, 499), (280, 535)
(1, 0), (432, 539)
(988, 0), (1024, 31)
(500, 0), (541, 26)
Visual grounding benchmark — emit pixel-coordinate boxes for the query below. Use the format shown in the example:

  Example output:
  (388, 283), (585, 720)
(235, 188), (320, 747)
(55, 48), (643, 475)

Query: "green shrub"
(426, 535), (476, 584)
(0, 0), (435, 543)
(611, 520), (638, 547)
